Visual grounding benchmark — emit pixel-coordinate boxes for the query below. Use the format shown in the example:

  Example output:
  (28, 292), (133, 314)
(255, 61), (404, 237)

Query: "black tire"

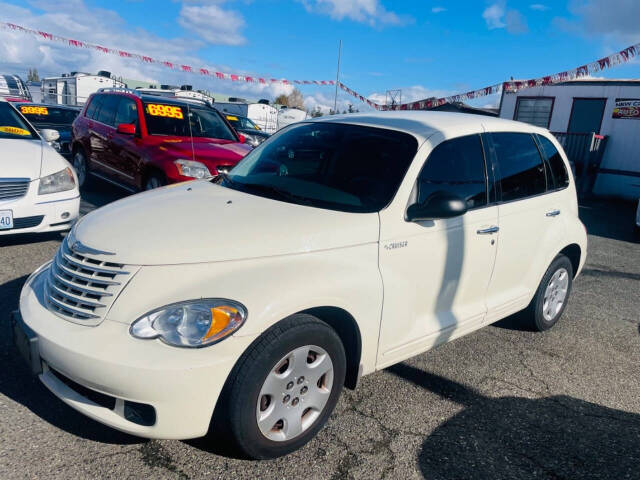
(216, 314), (346, 459)
(523, 254), (574, 332)
(72, 148), (91, 189)
(144, 171), (166, 190)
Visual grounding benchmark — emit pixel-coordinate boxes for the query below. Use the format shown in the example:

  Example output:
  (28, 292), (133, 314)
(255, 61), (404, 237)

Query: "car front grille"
(0, 178), (30, 201)
(44, 236), (136, 323)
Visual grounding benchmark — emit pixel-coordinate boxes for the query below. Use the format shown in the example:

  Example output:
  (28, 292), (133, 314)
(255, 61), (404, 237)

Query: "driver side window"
(417, 134), (488, 209)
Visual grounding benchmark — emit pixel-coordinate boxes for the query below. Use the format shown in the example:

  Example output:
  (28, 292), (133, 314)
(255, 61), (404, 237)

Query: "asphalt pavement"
(1, 183), (639, 480)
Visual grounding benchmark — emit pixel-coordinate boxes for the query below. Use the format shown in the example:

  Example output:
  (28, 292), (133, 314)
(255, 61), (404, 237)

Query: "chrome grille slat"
(49, 282), (106, 308)
(0, 178), (29, 201)
(45, 236), (133, 323)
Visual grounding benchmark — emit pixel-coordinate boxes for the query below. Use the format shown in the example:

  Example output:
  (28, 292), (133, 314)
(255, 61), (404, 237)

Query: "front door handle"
(477, 226), (499, 235)
(546, 210), (561, 217)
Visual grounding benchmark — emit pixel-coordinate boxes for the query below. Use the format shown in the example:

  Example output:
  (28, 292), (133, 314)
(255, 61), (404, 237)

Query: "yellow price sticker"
(0, 126), (31, 136)
(20, 106), (48, 115)
(226, 115), (238, 121)
(146, 104), (184, 119)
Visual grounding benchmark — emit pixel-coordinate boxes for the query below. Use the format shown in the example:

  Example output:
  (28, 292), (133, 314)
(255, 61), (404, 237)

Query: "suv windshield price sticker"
(146, 104), (184, 119)
(20, 106), (48, 115)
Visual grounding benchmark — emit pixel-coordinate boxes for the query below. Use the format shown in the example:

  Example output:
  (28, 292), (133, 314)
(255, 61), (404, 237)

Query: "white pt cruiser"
(14, 112), (587, 459)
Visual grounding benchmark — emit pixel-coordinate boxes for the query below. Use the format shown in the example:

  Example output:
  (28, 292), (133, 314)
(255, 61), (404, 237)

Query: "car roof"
(310, 110), (548, 141)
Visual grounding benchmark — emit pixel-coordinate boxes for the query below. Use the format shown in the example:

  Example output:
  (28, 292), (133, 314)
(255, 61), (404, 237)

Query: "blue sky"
(1, 0), (639, 111)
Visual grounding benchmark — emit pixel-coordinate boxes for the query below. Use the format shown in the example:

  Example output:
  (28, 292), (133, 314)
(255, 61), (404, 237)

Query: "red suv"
(71, 90), (252, 191)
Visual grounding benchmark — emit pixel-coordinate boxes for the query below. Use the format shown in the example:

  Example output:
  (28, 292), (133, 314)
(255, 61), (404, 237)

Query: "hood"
(0, 139), (43, 179)
(152, 137), (252, 167)
(239, 128), (269, 139)
(73, 180), (379, 265)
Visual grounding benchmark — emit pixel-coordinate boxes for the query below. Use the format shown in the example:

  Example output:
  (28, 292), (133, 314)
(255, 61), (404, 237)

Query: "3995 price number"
(20, 106), (48, 115)
(146, 104), (184, 119)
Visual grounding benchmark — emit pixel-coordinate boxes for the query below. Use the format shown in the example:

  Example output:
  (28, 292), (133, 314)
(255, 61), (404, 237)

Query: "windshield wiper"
(240, 182), (316, 206)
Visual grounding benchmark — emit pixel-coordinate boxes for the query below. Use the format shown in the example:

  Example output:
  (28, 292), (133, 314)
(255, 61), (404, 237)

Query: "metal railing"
(552, 132), (608, 198)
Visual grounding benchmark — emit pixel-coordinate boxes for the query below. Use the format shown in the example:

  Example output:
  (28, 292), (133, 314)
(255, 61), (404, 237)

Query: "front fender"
(107, 243), (383, 375)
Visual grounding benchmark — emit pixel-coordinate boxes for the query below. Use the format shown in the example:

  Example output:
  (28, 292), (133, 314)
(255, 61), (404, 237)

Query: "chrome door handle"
(477, 226), (499, 235)
(546, 210), (561, 217)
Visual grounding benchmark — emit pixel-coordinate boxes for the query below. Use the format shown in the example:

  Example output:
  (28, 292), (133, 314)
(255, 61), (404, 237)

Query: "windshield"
(220, 122), (418, 213)
(143, 102), (236, 140)
(0, 102), (37, 140)
(19, 105), (79, 127)
(226, 115), (260, 131)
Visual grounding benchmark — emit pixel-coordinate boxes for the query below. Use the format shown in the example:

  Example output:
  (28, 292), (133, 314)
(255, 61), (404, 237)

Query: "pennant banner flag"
(0, 22), (335, 87)
(339, 42), (640, 110)
(2, 21), (639, 110)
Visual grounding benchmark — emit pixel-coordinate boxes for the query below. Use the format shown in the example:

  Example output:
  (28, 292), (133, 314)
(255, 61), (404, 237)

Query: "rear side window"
(491, 132), (546, 202)
(85, 95), (102, 119)
(537, 135), (569, 190)
(96, 95), (120, 126)
(417, 134), (488, 209)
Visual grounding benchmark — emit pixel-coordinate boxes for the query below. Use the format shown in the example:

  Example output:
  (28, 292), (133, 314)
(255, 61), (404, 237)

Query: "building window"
(514, 97), (554, 128)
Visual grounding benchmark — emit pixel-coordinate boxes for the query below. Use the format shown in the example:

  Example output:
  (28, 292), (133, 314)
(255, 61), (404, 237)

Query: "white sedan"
(0, 99), (79, 235)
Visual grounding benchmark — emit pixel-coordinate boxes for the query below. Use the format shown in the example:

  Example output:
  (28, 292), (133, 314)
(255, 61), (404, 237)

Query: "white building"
(41, 71), (125, 106)
(500, 79), (640, 200)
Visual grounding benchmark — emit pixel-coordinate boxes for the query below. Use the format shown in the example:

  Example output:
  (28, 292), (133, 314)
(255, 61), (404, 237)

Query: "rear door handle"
(546, 210), (561, 217)
(477, 226), (499, 235)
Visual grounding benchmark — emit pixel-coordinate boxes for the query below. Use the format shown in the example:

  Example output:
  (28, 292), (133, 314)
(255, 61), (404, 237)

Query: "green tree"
(27, 68), (39, 82)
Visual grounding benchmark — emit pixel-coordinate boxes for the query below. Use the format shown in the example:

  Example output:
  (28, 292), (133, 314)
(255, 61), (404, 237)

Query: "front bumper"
(16, 267), (256, 439)
(0, 183), (79, 235)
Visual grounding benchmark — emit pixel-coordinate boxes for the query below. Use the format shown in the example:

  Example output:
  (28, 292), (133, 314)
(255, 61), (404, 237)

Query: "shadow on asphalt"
(0, 275), (143, 446)
(389, 363), (640, 480)
(579, 198), (639, 243)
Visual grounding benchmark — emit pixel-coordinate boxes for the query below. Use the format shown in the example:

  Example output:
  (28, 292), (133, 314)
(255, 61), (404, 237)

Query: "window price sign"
(612, 99), (640, 120)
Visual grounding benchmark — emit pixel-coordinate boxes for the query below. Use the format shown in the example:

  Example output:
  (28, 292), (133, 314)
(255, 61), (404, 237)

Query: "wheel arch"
(300, 306), (362, 390)
(558, 243), (581, 278)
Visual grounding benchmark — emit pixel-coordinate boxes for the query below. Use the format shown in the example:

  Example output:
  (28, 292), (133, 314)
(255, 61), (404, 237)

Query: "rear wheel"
(524, 254), (573, 331)
(217, 314), (346, 459)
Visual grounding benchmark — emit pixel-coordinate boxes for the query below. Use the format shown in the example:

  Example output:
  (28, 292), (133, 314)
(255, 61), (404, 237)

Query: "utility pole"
(333, 40), (342, 114)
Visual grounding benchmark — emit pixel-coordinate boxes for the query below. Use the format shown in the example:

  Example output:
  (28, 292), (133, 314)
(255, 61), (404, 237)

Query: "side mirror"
(238, 133), (246, 144)
(117, 123), (136, 135)
(406, 191), (467, 222)
(40, 129), (60, 143)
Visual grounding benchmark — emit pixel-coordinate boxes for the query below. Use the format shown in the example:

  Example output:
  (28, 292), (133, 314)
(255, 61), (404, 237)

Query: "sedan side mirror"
(406, 191), (468, 222)
(40, 129), (60, 143)
(117, 123), (136, 135)
(238, 133), (246, 144)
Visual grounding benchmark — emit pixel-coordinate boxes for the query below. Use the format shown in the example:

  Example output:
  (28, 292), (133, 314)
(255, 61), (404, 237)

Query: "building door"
(568, 98), (607, 134)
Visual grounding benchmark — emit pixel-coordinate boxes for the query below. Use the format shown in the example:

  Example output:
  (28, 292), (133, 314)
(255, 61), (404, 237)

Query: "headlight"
(38, 167), (76, 195)
(130, 299), (247, 348)
(174, 159), (211, 179)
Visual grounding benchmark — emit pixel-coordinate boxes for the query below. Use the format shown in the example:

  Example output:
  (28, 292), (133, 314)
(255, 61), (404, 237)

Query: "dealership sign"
(613, 99), (640, 119)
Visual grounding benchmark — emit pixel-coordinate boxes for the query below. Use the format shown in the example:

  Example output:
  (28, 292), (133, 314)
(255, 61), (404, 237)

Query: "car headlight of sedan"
(38, 167), (76, 195)
(174, 159), (211, 179)
(130, 299), (247, 347)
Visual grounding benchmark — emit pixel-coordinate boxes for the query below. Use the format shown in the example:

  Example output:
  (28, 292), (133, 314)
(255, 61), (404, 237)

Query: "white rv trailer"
(277, 107), (308, 129)
(41, 71), (125, 106)
(0, 74), (32, 100)
(215, 99), (279, 133)
(135, 85), (215, 104)
(500, 79), (640, 200)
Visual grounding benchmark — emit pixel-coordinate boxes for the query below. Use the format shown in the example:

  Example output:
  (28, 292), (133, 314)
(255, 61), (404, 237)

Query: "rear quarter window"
(537, 135), (570, 190)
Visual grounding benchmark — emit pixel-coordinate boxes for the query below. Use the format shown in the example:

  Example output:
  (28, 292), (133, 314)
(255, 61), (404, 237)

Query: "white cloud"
(0, 0), (303, 101)
(432, 7), (447, 13)
(529, 4), (550, 11)
(300, 0), (412, 27)
(557, 0), (640, 45)
(178, 3), (246, 46)
(483, 2), (529, 34)
(483, 2), (506, 29)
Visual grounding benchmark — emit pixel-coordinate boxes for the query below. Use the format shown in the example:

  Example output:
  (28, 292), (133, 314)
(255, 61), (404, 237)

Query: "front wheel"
(524, 254), (574, 331)
(218, 314), (346, 459)
(144, 172), (166, 190)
